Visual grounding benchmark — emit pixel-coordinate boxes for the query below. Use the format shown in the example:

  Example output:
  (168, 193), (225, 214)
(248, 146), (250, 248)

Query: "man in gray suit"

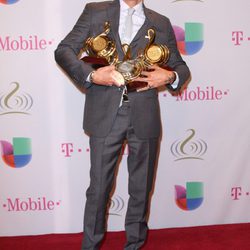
(55, 0), (190, 249)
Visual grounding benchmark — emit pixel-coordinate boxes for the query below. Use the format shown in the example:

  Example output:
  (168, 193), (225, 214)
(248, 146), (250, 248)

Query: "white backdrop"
(1, 0), (250, 236)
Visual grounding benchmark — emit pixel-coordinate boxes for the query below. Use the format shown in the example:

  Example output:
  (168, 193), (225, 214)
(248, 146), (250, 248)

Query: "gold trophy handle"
(101, 21), (111, 36)
(145, 29), (156, 46)
(122, 44), (132, 61)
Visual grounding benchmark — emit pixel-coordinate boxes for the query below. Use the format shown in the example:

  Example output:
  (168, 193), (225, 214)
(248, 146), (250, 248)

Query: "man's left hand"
(136, 65), (176, 92)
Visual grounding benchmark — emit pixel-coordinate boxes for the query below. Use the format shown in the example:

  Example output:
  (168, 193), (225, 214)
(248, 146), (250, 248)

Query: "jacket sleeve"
(54, 3), (94, 89)
(164, 19), (190, 92)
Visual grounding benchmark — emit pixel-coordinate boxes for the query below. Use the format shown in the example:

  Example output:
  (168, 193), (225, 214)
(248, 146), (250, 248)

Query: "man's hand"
(91, 65), (125, 87)
(136, 65), (176, 92)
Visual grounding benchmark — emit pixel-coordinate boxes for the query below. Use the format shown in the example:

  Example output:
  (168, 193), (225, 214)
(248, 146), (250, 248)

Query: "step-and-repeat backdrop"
(1, 0), (250, 236)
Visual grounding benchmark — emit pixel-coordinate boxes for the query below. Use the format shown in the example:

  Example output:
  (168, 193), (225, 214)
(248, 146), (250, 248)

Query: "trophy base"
(81, 56), (109, 69)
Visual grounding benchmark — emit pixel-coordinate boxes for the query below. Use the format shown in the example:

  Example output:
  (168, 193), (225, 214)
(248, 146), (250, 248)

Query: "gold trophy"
(82, 22), (118, 66)
(115, 44), (145, 83)
(81, 22), (170, 90)
(143, 29), (170, 67)
(120, 29), (170, 91)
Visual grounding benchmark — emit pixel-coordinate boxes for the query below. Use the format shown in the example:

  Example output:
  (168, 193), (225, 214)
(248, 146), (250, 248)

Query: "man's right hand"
(91, 65), (125, 87)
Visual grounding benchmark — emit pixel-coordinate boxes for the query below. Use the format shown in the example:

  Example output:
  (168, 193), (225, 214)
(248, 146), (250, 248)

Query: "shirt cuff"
(86, 72), (92, 83)
(170, 71), (179, 89)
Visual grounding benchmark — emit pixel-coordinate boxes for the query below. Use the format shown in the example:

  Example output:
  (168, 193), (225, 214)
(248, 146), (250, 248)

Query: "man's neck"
(122, 0), (143, 8)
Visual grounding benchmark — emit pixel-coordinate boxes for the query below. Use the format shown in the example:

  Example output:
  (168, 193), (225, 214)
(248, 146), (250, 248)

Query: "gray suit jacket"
(55, 0), (190, 139)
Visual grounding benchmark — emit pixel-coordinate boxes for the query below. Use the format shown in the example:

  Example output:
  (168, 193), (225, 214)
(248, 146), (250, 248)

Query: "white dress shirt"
(119, 0), (145, 44)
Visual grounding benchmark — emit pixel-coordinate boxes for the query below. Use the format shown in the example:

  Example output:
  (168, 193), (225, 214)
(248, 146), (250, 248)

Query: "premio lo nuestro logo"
(0, 137), (32, 168)
(173, 23), (204, 55)
(108, 195), (125, 216)
(0, 82), (33, 115)
(0, 0), (19, 4)
(175, 182), (204, 211)
(171, 129), (207, 161)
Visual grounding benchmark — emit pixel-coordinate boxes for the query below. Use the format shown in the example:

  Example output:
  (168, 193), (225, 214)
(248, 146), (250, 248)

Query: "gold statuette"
(84, 22), (118, 65)
(115, 44), (144, 82)
(143, 29), (170, 66)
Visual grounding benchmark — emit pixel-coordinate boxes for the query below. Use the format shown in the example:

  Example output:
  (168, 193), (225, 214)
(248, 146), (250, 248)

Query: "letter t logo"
(232, 31), (243, 46)
(61, 143), (74, 157)
(231, 187), (242, 200)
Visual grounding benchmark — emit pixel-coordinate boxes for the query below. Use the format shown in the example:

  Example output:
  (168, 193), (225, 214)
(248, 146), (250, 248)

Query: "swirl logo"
(109, 195), (125, 216)
(0, 82), (33, 115)
(171, 129), (207, 161)
(173, 23), (204, 55)
(0, 137), (32, 168)
(0, 0), (20, 4)
(175, 182), (204, 211)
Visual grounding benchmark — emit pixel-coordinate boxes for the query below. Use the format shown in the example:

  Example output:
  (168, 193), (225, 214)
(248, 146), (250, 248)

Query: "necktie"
(120, 8), (135, 106)
(123, 8), (135, 44)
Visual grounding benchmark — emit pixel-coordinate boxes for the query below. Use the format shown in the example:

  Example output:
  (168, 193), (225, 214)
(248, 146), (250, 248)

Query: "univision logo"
(0, 0), (20, 4)
(173, 22), (204, 55)
(171, 129), (207, 161)
(0, 82), (33, 115)
(175, 182), (204, 211)
(0, 137), (32, 168)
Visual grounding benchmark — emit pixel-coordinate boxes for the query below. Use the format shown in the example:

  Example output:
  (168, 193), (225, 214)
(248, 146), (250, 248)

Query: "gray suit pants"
(82, 102), (159, 250)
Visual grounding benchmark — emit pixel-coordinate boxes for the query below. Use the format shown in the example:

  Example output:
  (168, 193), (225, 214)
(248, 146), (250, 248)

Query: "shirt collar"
(119, 0), (144, 15)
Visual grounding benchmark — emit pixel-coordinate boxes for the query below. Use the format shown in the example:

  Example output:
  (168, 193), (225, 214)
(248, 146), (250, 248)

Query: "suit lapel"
(129, 20), (151, 58)
(107, 0), (125, 60)
(129, 5), (156, 58)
